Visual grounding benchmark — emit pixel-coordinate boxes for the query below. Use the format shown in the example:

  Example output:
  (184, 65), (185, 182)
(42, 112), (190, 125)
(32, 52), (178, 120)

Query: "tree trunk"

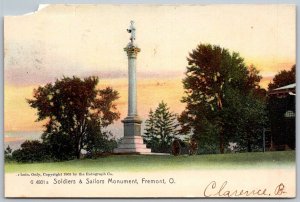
(76, 136), (83, 159)
(76, 149), (81, 159)
(247, 142), (252, 152)
(219, 131), (224, 154)
(247, 135), (252, 152)
(75, 140), (81, 159)
(217, 100), (224, 154)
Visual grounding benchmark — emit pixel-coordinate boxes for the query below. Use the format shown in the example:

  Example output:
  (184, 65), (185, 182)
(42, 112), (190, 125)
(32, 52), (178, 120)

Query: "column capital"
(124, 45), (141, 58)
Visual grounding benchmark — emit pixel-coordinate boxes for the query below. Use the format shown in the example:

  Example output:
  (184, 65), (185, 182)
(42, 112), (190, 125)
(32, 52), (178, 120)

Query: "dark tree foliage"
(268, 65), (296, 90)
(12, 140), (50, 163)
(4, 145), (13, 161)
(27, 76), (120, 160)
(83, 117), (118, 156)
(223, 89), (267, 152)
(180, 44), (267, 153)
(143, 109), (157, 147)
(143, 101), (179, 153)
(4, 145), (12, 155)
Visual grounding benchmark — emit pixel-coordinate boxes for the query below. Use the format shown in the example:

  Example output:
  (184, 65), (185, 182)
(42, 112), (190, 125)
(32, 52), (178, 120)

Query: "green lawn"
(5, 151), (295, 173)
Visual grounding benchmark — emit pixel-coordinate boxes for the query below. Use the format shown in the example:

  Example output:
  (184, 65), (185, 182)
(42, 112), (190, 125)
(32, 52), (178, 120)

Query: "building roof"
(273, 83), (296, 91)
(268, 83), (296, 96)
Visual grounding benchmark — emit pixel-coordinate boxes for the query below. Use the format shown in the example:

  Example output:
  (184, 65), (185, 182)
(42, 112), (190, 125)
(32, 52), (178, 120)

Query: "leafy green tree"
(27, 76), (120, 160)
(223, 89), (267, 152)
(268, 65), (295, 90)
(143, 109), (158, 149)
(83, 117), (118, 155)
(4, 145), (12, 155)
(180, 44), (267, 153)
(143, 101), (179, 153)
(4, 145), (13, 161)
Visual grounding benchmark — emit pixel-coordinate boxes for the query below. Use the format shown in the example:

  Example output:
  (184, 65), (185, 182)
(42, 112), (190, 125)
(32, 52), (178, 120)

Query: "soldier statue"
(127, 20), (136, 44)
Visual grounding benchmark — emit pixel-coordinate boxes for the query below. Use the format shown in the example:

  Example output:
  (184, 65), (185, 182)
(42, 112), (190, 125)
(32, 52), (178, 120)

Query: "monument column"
(114, 21), (151, 154)
(125, 45), (140, 117)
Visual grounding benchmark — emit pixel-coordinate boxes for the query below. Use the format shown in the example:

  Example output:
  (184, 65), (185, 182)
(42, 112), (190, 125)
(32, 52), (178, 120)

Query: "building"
(267, 83), (296, 150)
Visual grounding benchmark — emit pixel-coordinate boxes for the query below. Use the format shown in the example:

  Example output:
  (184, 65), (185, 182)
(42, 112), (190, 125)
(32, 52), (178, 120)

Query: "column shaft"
(128, 55), (137, 116)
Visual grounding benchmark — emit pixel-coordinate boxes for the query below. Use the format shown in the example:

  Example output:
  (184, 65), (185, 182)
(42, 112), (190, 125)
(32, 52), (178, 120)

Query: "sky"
(4, 4), (295, 139)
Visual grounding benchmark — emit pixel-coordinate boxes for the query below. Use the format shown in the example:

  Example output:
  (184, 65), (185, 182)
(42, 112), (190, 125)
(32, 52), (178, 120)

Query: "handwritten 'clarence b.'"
(204, 181), (286, 197)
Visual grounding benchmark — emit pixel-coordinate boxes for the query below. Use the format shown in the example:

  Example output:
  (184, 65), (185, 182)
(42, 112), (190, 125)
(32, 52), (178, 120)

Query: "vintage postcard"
(4, 4), (296, 198)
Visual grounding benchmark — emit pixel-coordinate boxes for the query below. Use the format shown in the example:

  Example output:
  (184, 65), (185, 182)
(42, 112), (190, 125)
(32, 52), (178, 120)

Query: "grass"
(5, 151), (295, 173)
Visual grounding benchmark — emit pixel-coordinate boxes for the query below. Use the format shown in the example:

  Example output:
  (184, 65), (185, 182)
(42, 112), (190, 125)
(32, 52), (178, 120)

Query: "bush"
(12, 140), (50, 163)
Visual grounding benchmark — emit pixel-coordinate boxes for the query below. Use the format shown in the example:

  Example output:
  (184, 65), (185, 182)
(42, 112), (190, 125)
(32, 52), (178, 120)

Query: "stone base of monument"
(114, 136), (152, 154)
(114, 116), (152, 154)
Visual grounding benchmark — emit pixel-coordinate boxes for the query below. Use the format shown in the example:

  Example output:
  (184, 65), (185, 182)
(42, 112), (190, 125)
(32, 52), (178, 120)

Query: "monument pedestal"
(114, 116), (151, 154)
(114, 136), (151, 154)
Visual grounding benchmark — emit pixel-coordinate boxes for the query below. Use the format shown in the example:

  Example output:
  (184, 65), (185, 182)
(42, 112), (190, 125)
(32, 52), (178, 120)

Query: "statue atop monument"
(126, 20), (136, 44)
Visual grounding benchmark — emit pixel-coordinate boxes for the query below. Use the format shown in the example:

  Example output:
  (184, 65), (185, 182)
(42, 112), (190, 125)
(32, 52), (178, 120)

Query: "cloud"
(5, 66), (55, 86)
(5, 65), (184, 86)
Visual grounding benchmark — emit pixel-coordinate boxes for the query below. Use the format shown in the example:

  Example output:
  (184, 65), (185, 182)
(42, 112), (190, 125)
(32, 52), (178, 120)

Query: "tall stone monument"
(114, 21), (151, 154)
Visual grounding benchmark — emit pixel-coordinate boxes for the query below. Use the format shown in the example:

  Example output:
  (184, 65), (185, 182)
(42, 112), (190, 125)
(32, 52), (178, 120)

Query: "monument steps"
(114, 135), (151, 154)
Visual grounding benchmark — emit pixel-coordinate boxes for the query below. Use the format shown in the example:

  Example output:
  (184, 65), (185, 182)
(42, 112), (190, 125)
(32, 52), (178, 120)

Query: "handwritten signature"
(204, 181), (286, 197)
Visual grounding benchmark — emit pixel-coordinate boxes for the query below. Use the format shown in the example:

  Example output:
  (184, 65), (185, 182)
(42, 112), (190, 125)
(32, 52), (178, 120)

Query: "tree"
(223, 89), (267, 152)
(143, 101), (179, 153)
(27, 76), (120, 159)
(143, 109), (158, 149)
(268, 65), (295, 90)
(180, 44), (267, 153)
(4, 145), (13, 161)
(4, 145), (12, 155)
(83, 117), (118, 155)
